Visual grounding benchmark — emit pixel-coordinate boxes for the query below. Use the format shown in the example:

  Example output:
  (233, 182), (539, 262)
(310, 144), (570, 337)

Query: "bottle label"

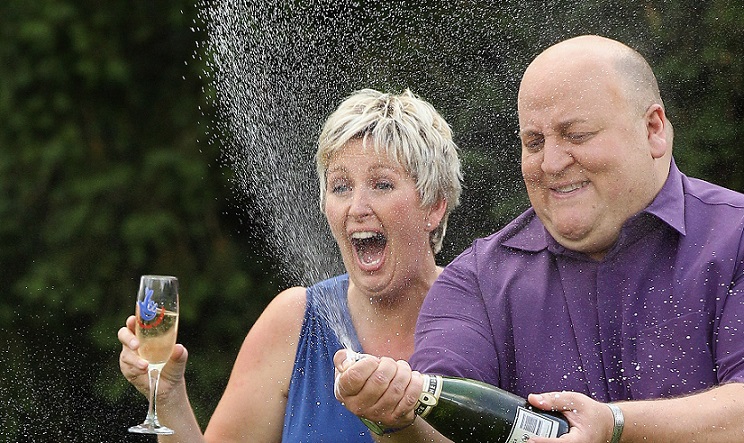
(506, 406), (562, 442)
(414, 374), (442, 418)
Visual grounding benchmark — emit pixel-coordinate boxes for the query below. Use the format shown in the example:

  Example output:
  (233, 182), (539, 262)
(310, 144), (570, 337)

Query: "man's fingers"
(529, 391), (580, 412)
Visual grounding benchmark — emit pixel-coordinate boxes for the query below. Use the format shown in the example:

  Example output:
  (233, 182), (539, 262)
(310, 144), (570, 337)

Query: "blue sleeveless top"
(281, 274), (373, 442)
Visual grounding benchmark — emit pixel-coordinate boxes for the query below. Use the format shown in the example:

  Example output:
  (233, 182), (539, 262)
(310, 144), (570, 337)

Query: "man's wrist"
(607, 403), (624, 443)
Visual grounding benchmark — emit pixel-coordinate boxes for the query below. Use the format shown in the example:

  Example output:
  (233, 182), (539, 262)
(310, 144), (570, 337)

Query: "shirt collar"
(642, 159), (686, 236)
(503, 159), (686, 253)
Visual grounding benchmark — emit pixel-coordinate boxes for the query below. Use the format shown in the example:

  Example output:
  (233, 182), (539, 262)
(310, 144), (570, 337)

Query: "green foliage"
(0, 0), (278, 440)
(648, 0), (744, 190)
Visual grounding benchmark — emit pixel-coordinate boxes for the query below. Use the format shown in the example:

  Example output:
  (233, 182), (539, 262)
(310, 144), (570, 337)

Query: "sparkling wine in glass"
(128, 275), (179, 435)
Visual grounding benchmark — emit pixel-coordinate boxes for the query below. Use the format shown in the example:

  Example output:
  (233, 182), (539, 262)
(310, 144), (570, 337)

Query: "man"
(334, 35), (744, 443)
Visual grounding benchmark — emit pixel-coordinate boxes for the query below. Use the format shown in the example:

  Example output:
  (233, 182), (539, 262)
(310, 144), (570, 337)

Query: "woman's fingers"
(379, 360), (420, 425)
(335, 355), (381, 402)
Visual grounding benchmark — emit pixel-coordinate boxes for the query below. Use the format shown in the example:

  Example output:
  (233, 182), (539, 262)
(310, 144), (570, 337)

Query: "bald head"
(520, 35), (664, 116)
(516, 35), (673, 259)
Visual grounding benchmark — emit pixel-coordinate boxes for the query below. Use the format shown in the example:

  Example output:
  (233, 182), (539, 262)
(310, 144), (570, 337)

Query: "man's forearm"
(621, 382), (744, 443)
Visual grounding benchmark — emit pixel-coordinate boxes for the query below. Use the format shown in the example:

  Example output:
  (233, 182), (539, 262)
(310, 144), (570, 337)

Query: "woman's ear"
(425, 198), (447, 231)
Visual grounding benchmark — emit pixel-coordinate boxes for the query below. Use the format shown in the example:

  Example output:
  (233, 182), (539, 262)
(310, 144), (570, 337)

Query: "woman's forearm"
(372, 417), (454, 443)
(156, 381), (205, 443)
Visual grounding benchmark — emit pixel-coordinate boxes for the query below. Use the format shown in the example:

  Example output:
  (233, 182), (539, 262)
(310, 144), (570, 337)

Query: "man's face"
(518, 58), (662, 260)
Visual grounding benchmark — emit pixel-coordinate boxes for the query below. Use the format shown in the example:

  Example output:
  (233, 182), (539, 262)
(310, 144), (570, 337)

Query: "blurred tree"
(0, 0), (279, 440)
(647, 0), (744, 191)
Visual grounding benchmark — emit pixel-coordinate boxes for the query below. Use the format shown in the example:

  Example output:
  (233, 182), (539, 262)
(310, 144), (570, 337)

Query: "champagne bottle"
(343, 351), (569, 442)
(412, 374), (569, 442)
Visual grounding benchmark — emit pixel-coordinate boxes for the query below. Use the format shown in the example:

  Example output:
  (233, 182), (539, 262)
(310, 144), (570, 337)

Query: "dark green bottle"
(362, 374), (569, 442)
(344, 351), (569, 442)
(413, 374), (569, 442)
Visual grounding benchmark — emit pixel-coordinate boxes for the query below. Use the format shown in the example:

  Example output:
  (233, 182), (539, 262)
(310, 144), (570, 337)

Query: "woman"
(118, 88), (462, 442)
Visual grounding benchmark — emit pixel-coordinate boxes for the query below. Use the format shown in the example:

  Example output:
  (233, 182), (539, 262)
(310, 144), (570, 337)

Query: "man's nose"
(541, 139), (574, 174)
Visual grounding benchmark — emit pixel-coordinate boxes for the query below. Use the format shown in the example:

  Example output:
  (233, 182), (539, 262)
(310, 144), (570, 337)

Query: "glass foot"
(128, 423), (174, 435)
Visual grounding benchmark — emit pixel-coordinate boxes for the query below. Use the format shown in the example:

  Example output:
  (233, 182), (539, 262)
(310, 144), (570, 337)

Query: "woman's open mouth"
(350, 231), (387, 269)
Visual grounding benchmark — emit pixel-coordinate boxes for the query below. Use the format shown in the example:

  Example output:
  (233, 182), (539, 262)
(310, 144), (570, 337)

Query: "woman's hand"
(117, 315), (188, 403)
(333, 349), (422, 431)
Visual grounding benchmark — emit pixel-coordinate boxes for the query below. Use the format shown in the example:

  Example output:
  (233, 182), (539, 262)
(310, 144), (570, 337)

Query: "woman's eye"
(374, 180), (393, 190)
(331, 182), (350, 194)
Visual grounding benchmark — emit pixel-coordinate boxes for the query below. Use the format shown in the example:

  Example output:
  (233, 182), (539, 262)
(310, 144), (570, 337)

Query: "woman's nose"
(348, 189), (372, 219)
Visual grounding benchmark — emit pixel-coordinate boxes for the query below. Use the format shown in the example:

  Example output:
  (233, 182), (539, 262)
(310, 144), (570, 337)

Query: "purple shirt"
(411, 161), (744, 402)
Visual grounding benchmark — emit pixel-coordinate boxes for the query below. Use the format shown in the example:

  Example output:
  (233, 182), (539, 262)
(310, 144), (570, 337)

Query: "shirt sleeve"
(715, 251), (744, 384)
(410, 242), (501, 385)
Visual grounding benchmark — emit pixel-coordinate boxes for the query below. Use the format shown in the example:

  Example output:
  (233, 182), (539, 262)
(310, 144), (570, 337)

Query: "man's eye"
(566, 132), (593, 142)
(523, 137), (544, 151)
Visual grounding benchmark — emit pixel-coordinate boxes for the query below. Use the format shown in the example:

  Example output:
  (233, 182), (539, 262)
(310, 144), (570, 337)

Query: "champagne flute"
(128, 275), (180, 435)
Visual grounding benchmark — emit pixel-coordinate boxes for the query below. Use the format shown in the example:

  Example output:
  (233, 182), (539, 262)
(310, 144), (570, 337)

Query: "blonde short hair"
(316, 89), (462, 254)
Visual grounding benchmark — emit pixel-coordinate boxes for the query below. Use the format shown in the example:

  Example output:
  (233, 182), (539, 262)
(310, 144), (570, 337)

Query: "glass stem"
(146, 364), (164, 427)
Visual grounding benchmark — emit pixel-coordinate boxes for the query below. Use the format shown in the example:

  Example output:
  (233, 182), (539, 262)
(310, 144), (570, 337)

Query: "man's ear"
(646, 104), (669, 159)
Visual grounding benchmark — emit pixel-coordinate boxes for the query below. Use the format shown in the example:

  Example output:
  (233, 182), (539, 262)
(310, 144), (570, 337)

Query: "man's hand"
(526, 391), (616, 443)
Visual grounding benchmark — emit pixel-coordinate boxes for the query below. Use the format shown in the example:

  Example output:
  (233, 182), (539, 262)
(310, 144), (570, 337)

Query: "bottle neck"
(414, 374), (443, 418)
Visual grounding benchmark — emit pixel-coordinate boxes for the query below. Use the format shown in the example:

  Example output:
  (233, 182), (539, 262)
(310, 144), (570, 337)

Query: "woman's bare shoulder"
(205, 286), (308, 440)
(241, 286), (308, 355)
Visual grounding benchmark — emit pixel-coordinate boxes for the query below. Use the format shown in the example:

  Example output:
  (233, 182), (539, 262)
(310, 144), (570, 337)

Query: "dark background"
(1, 1), (742, 441)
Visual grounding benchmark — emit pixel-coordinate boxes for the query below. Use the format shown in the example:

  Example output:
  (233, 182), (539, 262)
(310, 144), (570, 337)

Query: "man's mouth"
(350, 231), (387, 267)
(552, 180), (589, 194)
